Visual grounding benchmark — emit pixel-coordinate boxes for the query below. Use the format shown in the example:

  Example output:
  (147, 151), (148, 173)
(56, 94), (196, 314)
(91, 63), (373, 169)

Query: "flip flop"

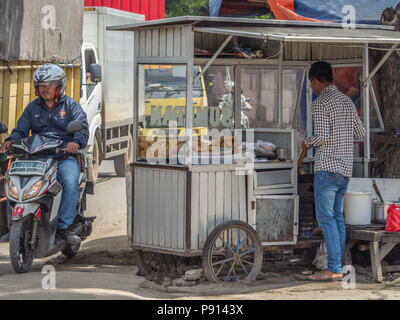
(307, 272), (343, 282)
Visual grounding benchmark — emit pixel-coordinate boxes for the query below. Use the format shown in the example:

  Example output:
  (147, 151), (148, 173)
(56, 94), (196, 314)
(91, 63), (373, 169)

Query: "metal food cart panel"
(252, 129), (295, 162)
(255, 169), (292, 188)
(136, 26), (190, 58)
(254, 195), (299, 245)
(190, 168), (247, 250)
(133, 166), (186, 251)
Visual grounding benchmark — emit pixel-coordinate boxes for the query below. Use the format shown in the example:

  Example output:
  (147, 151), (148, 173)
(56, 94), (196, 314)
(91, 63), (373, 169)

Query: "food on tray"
(138, 135), (183, 160)
(138, 134), (244, 161)
(257, 140), (277, 152)
(192, 136), (211, 153)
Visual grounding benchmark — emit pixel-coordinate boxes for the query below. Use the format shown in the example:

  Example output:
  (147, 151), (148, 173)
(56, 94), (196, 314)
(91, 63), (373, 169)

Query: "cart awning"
(193, 26), (400, 44)
(107, 16), (400, 44)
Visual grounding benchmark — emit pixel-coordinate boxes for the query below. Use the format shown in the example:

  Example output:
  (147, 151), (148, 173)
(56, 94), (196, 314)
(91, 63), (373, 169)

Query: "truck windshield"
(144, 65), (203, 98)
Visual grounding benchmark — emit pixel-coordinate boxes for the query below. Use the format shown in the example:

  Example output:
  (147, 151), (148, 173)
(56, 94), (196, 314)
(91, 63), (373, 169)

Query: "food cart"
(108, 17), (400, 283)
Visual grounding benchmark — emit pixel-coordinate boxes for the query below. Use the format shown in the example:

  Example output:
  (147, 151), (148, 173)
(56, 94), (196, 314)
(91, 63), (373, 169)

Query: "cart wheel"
(202, 220), (263, 283)
(133, 249), (185, 277)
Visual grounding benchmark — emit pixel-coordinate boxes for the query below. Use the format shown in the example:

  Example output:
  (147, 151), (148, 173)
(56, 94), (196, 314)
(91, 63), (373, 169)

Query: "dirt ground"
(2, 161), (400, 300)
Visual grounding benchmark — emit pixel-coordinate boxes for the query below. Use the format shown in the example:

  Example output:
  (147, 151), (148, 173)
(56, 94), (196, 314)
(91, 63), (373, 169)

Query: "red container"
(84, 0), (165, 20)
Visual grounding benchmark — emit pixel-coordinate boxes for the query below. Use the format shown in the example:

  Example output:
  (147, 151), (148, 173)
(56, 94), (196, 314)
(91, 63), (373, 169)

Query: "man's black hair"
(309, 61), (333, 83)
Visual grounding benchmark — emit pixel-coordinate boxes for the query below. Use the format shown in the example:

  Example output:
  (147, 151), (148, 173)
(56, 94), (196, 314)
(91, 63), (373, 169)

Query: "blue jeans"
(314, 171), (349, 274)
(56, 157), (80, 230)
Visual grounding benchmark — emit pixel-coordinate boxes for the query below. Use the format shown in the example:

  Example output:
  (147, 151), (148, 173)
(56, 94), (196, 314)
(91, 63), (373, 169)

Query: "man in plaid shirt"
(301, 61), (365, 281)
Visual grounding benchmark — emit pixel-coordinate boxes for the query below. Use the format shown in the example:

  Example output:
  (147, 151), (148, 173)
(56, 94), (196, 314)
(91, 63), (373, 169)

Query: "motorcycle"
(0, 120), (95, 273)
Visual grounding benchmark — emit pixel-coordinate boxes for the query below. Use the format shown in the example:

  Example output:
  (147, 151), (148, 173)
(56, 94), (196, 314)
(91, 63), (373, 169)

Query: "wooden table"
(344, 225), (400, 282)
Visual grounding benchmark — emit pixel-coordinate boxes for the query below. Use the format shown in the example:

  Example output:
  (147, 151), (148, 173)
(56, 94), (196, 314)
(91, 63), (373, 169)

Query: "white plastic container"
(344, 192), (373, 225)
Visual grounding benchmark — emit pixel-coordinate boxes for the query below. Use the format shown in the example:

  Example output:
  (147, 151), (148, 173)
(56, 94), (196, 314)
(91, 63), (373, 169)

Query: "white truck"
(81, 7), (144, 183)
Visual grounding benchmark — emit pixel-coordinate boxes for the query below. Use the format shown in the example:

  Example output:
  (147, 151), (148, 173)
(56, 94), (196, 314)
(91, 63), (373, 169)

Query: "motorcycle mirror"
(66, 120), (83, 134)
(0, 122), (8, 134)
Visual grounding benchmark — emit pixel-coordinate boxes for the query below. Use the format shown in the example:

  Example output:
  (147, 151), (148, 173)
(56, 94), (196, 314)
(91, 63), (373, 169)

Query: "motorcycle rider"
(0, 64), (89, 245)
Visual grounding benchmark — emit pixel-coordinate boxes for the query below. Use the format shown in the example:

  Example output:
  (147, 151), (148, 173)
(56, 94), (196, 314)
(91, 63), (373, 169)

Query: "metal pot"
(373, 202), (399, 223)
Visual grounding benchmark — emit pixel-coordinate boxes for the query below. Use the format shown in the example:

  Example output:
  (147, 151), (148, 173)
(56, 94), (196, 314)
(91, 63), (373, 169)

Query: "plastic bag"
(313, 241), (328, 270)
(386, 204), (400, 232)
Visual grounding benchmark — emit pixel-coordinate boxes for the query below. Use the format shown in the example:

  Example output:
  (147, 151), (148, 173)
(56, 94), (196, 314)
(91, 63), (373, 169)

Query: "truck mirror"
(89, 64), (102, 83)
(0, 122), (8, 134)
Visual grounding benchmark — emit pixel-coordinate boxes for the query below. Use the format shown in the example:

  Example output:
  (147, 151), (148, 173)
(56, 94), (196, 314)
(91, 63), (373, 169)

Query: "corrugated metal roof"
(84, 0), (164, 20)
(107, 16), (400, 44)
(107, 15), (396, 31)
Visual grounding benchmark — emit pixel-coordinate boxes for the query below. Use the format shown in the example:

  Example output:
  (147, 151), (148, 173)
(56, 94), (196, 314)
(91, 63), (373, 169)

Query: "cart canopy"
(108, 16), (400, 44)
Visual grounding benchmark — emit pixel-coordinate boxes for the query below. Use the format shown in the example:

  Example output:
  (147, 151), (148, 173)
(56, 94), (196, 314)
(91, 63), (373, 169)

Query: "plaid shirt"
(305, 85), (366, 178)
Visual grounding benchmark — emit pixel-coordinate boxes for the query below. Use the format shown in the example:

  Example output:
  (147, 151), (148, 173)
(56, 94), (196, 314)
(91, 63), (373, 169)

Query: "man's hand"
(301, 140), (311, 150)
(65, 142), (80, 153)
(0, 141), (12, 154)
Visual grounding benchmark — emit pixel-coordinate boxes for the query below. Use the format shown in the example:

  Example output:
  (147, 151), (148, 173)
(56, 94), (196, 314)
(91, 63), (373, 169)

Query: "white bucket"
(344, 192), (372, 225)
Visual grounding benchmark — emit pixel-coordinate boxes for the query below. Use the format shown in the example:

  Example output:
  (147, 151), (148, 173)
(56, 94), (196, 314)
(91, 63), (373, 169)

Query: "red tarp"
(266, 0), (320, 21)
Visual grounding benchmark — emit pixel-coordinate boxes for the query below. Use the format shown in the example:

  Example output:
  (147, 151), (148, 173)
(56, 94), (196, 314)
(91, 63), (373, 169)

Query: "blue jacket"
(7, 95), (89, 149)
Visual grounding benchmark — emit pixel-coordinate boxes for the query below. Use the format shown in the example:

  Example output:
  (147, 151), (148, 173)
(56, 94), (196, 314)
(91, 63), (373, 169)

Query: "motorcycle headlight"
(22, 180), (42, 200)
(8, 180), (19, 200)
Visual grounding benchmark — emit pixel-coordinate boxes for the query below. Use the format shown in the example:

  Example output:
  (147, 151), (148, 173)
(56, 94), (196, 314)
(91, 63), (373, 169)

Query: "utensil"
(373, 201), (399, 224)
(277, 148), (286, 161)
(297, 148), (307, 170)
(372, 179), (384, 203)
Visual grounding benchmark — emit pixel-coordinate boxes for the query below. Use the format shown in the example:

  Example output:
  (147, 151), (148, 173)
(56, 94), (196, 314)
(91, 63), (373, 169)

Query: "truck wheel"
(202, 220), (263, 283)
(87, 133), (101, 184)
(114, 133), (133, 177)
(9, 217), (35, 274)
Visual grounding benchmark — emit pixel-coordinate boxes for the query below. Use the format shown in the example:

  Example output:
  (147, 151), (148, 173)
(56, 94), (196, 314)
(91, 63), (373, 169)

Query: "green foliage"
(165, 0), (209, 18)
(254, 13), (275, 19)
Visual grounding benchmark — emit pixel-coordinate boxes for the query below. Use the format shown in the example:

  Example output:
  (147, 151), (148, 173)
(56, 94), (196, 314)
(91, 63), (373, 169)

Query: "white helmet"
(34, 64), (66, 97)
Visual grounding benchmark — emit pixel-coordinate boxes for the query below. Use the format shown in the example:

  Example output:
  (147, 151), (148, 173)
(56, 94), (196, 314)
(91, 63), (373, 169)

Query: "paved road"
(0, 161), (152, 299)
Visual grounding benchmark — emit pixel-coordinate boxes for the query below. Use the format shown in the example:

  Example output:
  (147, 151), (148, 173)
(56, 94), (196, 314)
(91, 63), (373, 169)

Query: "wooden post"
(22, 62), (31, 116)
(2, 61), (18, 136)
(369, 241), (383, 282)
(29, 62), (37, 103)
(0, 61), (4, 133)
(73, 67), (81, 102)
(16, 61), (30, 124)
(342, 239), (358, 266)
(64, 67), (73, 98)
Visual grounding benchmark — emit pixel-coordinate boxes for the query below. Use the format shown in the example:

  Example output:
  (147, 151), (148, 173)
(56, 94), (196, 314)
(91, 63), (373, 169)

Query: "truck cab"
(80, 42), (103, 183)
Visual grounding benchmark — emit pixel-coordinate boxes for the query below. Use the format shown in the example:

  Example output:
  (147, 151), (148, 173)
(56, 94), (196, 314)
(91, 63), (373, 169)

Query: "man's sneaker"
(56, 228), (81, 245)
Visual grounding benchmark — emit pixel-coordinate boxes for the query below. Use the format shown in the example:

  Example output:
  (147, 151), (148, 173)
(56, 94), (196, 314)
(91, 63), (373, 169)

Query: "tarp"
(267, 0), (399, 24)
(210, 0), (270, 17)
(210, 0), (399, 24)
(0, 0), (83, 61)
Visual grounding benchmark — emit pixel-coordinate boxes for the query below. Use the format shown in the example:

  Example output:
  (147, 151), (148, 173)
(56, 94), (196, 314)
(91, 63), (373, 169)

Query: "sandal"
(307, 271), (343, 282)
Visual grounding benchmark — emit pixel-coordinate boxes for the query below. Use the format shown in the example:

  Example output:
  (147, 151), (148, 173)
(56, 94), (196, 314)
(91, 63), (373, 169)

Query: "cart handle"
(297, 148), (307, 170)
